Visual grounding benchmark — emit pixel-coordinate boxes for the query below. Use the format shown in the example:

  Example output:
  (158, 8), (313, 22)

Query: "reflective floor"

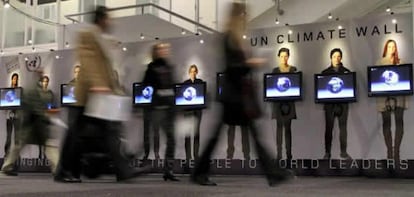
(1, 174), (413, 197)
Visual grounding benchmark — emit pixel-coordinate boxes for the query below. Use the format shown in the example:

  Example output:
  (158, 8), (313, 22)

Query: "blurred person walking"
(1, 71), (59, 176)
(191, 2), (292, 186)
(69, 6), (147, 182)
(143, 42), (179, 181)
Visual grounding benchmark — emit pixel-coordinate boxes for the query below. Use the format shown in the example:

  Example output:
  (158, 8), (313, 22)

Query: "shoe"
(116, 166), (151, 182)
(163, 173), (180, 182)
(340, 153), (352, 160)
(142, 155), (149, 161)
(2, 170), (18, 176)
(226, 154), (233, 160)
(323, 153), (331, 160)
(191, 175), (217, 186)
(54, 175), (82, 183)
(267, 170), (294, 187)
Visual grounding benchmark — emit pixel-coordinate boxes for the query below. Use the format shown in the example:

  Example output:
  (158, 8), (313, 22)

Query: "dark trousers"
(382, 107), (404, 160)
(55, 107), (83, 178)
(324, 105), (349, 154)
(184, 111), (202, 160)
(276, 119), (292, 159)
(5, 118), (20, 157)
(227, 125), (250, 159)
(151, 108), (176, 172)
(143, 110), (160, 159)
(194, 118), (282, 180)
(73, 116), (136, 178)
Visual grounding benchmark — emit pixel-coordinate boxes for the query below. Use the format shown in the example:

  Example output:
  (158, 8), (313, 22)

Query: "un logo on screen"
(381, 70), (399, 85)
(276, 77), (291, 92)
(142, 86), (154, 99)
(5, 90), (16, 102)
(183, 87), (197, 101)
(327, 77), (344, 94)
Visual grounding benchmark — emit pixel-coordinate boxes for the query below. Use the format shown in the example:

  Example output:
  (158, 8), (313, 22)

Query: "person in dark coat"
(322, 48), (352, 160)
(183, 64), (203, 160)
(191, 2), (292, 186)
(143, 42), (179, 181)
(272, 48), (298, 160)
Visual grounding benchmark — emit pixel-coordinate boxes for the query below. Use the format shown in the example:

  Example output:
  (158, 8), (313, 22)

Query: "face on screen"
(369, 65), (412, 95)
(331, 52), (342, 67)
(62, 84), (76, 104)
(316, 73), (355, 101)
(279, 52), (289, 65)
(265, 73), (301, 100)
(0, 88), (21, 107)
(175, 83), (205, 106)
(134, 84), (153, 104)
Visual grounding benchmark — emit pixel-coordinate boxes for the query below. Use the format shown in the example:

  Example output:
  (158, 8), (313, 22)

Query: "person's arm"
(342, 66), (351, 73)
(321, 67), (330, 74)
(142, 64), (155, 86)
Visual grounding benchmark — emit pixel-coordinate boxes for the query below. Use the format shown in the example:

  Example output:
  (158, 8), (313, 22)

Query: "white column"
(1, 4), (8, 49)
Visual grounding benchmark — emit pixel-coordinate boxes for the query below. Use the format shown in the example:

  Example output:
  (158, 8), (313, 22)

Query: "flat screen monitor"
(264, 72), (302, 101)
(133, 82), (153, 107)
(174, 82), (206, 110)
(314, 72), (357, 103)
(61, 84), (77, 106)
(367, 64), (413, 97)
(0, 87), (22, 109)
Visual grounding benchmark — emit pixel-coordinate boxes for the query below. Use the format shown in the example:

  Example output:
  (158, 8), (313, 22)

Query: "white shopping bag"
(84, 93), (132, 121)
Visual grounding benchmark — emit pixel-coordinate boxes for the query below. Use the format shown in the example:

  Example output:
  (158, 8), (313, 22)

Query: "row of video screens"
(0, 64), (412, 110)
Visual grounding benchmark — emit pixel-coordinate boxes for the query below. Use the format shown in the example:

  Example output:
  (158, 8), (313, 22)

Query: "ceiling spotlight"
(4, 0), (10, 9)
(0, 50), (4, 55)
(392, 19), (397, 24)
(155, 37), (159, 40)
(386, 7), (391, 12)
(181, 29), (186, 35)
(32, 47), (36, 52)
(28, 40), (33, 44)
(140, 33), (145, 40)
(242, 35), (247, 39)
(328, 13), (333, 20)
(338, 25), (343, 30)
(24, 57), (29, 61)
(288, 30), (293, 34)
(199, 39), (204, 44)
(122, 47), (127, 51)
(55, 55), (60, 59)
(275, 18), (280, 25)
(65, 42), (69, 48)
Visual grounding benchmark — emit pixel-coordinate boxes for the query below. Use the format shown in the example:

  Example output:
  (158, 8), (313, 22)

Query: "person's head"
(330, 48), (343, 67)
(151, 42), (171, 60)
(226, 2), (247, 32)
(93, 6), (111, 32)
(73, 65), (81, 80)
(41, 75), (49, 90)
(278, 48), (290, 66)
(188, 64), (198, 80)
(382, 39), (400, 64)
(11, 73), (18, 87)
